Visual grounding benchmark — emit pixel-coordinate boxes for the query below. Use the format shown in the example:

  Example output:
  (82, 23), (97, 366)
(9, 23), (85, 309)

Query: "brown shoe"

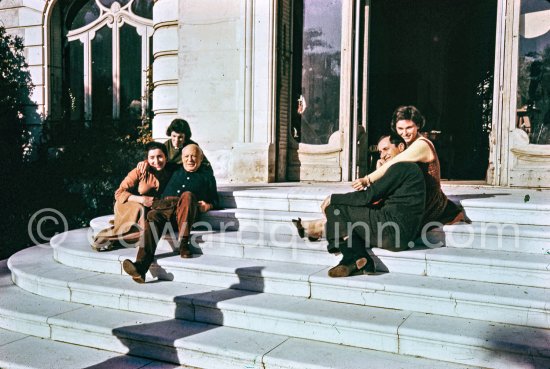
(179, 238), (192, 259)
(328, 257), (370, 278)
(122, 259), (145, 283)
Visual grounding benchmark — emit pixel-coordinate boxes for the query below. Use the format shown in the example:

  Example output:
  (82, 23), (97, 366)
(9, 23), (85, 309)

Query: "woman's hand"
(140, 196), (154, 207)
(351, 176), (370, 191)
(137, 160), (149, 175)
(198, 201), (212, 213)
(320, 195), (331, 213)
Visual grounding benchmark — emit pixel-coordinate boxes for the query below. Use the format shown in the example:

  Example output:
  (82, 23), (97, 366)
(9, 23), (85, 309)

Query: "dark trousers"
(334, 232), (369, 265)
(325, 203), (407, 253)
(135, 192), (199, 273)
(325, 203), (371, 264)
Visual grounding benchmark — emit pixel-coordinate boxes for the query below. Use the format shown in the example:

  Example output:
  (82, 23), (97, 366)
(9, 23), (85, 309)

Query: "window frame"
(65, 0), (153, 122)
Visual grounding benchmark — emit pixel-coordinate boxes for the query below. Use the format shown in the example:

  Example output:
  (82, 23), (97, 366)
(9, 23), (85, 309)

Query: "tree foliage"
(0, 26), (34, 169)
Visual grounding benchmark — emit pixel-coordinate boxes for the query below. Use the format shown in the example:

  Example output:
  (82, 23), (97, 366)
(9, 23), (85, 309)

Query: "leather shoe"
(123, 259), (145, 283)
(328, 257), (373, 278)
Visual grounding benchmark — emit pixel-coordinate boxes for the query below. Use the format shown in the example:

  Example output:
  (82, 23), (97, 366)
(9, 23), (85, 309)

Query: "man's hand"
(198, 201), (212, 213)
(320, 195), (331, 213)
(376, 158), (385, 169)
(137, 160), (149, 175)
(351, 177), (369, 191)
(141, 196), (154, 207)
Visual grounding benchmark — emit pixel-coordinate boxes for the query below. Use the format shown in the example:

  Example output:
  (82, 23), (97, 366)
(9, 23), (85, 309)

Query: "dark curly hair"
(144, 141), (168, 158)
(390, 105), (425, 132)
(377, 132), (407, 148)
(166, 118), (192, 139)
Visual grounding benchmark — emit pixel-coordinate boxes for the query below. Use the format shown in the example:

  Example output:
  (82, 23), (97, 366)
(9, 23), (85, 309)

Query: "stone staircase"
(1, 184), (549, 368)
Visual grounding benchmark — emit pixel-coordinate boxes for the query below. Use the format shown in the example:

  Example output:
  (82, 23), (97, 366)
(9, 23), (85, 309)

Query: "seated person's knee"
(178, 191), (196, 204)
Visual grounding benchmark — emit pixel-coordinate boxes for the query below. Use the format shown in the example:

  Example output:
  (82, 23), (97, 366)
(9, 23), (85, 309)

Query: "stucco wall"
(172, 0), (276, 182)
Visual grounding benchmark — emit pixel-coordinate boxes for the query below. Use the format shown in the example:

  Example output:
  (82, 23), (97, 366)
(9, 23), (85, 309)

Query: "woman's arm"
(114, 168), (151, 205)
(352, 138), (434, 190)
(127, 194), (154, 207)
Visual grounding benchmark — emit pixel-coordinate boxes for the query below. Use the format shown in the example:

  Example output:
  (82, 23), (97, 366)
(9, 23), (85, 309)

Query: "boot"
(179, 237), (192, 258)
(123, 248), (147, 283)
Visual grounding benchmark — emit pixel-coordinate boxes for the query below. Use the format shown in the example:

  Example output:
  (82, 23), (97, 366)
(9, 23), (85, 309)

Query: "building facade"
(1, 0), (549, 186)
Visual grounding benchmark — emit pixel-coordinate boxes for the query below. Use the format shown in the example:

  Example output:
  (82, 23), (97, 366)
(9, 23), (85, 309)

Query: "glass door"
(281, 0), (355, 181)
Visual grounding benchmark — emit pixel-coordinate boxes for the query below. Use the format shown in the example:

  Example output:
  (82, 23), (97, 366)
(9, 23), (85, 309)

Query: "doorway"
(366, 0), (497, 180)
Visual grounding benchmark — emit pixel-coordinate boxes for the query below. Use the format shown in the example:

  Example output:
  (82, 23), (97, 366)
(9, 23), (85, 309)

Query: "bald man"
(123, 144), (218, 283)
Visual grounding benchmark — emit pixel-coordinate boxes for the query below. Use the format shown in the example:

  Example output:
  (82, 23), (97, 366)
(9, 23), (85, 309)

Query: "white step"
(0, 261), (283, 369)
(429, 222), (550, 254)
(88, 186), (550, 238)
(217, 185), (350, 213)
(53, 227), (550, 289)
(0, 331), (476, 369)
(10, 246), (550, 329)
(194, 231), (550, 289)
(201, 208), (316, 235)
(90, 210), (550, 257)
(0, 328), (165, 369)
(0, 263), (477, 369)
(89, 215), (113, 237)
(194, 228), (550, 289)
(3, 269), (549, 369)
(90, 209), (313, 236)
(459, 191), (550, 225)
(217, 185), (550, 226)
(261, 338), (476, 369)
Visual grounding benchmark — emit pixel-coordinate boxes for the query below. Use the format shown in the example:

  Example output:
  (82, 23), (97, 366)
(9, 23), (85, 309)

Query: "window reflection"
(120, 24), (143, 123)
(98, 0), (130, 7)
(71, 2), (99, 29)
(63, 0), (152, 125)
(91, 26), (113, 122)
(517, 0), (550, 144)
(296, 0), (341, 145)
(132, 0), (153, 19)
(67, 41), (84, 121)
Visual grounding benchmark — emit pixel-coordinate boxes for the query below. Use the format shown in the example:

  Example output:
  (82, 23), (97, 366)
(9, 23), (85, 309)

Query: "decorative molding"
(66, 0), (153, 121)
(291, 131), (343, 155)
(153, 50), (178, 58)
(152, 109), (178, 114)
(152, 80), (179, 87)
(510, 128), (550, 160)
(153, 0), (179, 135)
(153, 20), (178, 30)
(519, 9), (550, 38)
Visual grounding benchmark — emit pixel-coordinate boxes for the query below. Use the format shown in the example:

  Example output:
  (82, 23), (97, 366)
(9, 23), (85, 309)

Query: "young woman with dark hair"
(92, 142), (172, 251)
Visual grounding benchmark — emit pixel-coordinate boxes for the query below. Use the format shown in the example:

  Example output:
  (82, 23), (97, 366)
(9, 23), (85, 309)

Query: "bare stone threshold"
(216, 182), (550, 204)
(218, 180), (549, 191)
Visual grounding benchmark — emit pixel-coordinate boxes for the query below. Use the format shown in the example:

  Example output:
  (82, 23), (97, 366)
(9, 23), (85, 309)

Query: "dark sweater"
(162, 165), (219, 208)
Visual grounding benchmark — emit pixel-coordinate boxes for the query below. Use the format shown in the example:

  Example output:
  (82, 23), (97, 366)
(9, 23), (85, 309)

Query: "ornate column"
(152, 0), (180, 139)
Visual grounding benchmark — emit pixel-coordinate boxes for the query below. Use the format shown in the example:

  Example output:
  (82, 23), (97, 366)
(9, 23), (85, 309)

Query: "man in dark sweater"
(123, 144), (218, 283)
(322, 159), (426, 277)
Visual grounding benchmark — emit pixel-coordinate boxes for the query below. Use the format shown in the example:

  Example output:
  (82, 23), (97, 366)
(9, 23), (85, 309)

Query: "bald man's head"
(181, 144), (203, 172)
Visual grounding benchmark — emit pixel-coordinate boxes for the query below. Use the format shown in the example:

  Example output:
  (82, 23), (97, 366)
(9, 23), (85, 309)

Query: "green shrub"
(1, 122), (151, 260)
(0, 25), (34, 170)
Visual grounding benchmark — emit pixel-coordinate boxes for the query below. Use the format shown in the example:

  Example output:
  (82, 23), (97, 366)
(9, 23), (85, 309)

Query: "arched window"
(59, 0), (153, 124)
